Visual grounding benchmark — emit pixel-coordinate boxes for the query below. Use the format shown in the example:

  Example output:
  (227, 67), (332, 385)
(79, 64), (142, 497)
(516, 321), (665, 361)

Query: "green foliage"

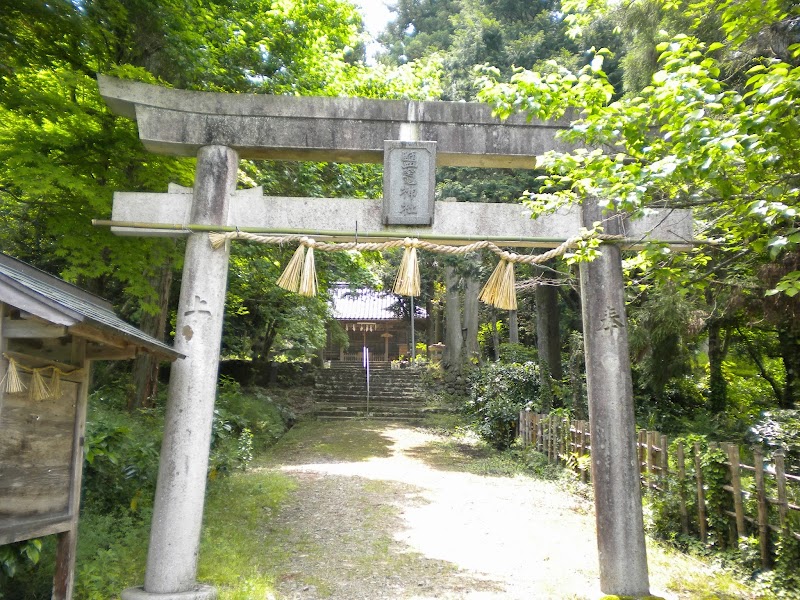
(629, 285), (696, 400)
(198, 470), (296, 598)
(210, 377), (293, 476)
(498, 342), (538, 363)
(748, 410), (800, 473)
(73, 511), (151, 599)
(477, 33), (800, 291)
(0, 540), (42, 593)
(770, 533), (800, 596)
(82, 391), (163, 514)
(699, 445), (732, 549)
(0, 66), (192, 312)
(646, 442), (697, 544)
(465, 362), (541, 449)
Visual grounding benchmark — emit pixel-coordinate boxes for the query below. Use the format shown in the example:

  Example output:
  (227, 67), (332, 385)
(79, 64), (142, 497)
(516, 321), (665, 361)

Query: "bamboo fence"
(518, 411), (800, 568)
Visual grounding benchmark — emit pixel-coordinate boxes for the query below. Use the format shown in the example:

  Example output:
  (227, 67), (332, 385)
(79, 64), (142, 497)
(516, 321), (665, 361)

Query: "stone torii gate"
(97, 75), (691, 600)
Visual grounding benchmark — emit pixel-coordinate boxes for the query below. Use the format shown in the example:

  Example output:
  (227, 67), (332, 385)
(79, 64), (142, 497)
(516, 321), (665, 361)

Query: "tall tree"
(477, 0), (800, 411)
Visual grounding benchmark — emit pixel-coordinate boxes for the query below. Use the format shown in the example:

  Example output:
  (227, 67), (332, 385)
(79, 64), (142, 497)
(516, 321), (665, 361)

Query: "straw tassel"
(298, 239), (318, 297)
(479, 254), (517, 311)
(393, 239), (421, 297)
(495, 260), (517, 311)
(30, 369), (51, 401)
(2, 357), (26, 394)
(209, 232), (229, 250)
(49, 368), (63, 399)
(276, 244), (306, 293)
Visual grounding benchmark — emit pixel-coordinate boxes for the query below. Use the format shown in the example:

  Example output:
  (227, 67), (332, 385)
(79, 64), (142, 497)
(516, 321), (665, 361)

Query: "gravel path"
(259, 421), (743, 600)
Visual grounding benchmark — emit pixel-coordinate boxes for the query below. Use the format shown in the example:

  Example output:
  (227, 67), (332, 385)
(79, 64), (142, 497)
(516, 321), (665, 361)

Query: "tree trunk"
(433, 301), (442, 343)
(443, 265), (463, 369)
(508, 309), (519, 344)
(128, 263), (173, 410)
(778, 326), (800, 409)
(568, 331), (587, 419)
(464, 274), (480, 364)
(707, 320), (727, 413)
(535, 282), (563, 380)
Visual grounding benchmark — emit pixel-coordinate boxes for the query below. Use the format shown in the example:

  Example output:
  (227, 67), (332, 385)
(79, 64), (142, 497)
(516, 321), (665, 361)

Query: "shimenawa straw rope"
(209, 229), (616, 310)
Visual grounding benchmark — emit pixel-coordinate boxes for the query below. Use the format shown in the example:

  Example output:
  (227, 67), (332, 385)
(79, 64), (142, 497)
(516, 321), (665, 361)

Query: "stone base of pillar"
(121, 585), (217, 600)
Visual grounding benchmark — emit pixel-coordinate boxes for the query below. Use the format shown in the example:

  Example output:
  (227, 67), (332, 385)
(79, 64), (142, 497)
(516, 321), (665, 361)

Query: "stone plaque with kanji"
(382, 141), (436, 225)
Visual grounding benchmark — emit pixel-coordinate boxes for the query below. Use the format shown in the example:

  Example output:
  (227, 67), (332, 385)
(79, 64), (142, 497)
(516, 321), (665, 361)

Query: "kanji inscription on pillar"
(383, 140), (436, 226)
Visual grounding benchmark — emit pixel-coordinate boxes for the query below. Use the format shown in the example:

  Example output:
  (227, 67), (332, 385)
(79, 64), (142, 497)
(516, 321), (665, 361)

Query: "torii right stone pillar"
(579, 197), (650, 597)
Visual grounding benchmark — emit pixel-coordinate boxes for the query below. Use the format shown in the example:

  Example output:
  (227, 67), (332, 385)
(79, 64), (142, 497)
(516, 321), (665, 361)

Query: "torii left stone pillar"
(122, 145), (238, 600)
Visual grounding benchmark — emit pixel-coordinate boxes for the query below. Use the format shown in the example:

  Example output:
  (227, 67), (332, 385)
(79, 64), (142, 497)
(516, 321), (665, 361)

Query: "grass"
(256, 418), (396, 465)
(406, 433), (563, 479)
(646, 538), (760, 599)
(198, 470), (296, 600)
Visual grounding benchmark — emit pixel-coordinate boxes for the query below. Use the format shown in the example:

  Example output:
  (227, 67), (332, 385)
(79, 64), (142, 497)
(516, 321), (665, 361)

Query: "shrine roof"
(0, 253), (181, 360)
(330, 285), (426, 321)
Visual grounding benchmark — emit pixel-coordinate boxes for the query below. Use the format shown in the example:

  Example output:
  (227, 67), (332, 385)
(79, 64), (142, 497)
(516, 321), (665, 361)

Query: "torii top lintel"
(97, 75), (572, 169)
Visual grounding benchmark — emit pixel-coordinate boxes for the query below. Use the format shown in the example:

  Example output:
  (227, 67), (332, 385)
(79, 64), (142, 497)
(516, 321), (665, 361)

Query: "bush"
(82, 404), (162, 514)
(747, 410), (800, 474)
(498, 343), (538, 364)
(466, 362), (541, 450)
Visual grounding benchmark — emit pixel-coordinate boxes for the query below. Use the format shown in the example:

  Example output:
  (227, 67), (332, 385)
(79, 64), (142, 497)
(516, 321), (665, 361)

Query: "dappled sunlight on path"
(279, 425), (604, 599)
(268, 422), (747, 599)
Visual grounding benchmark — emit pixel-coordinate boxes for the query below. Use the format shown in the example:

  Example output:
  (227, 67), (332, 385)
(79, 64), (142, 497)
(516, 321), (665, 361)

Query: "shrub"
(466, 362), (541, 450)
(747, 410), (800, 474)
(498, 343), (538, 364)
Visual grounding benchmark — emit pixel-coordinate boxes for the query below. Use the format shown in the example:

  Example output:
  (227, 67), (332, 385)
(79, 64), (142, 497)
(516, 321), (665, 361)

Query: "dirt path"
(257, 420), (749, 600)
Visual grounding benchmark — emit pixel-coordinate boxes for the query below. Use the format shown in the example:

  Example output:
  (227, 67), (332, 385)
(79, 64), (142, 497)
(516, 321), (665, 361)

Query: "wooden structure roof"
(0, 253), (181, 361)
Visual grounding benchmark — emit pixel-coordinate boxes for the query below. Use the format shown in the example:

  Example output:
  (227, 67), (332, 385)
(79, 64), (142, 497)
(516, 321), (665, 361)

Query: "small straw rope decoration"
(496, 260), (518, 311)
(299, 239), (318, 297)
(29, 369), (51, 401)
(209, 229), (616, 310)
(1, 356), (26, 394)
(1, 353), (82, 400)
(479, 254), (518, 310)
(49, 368), (64, 399)
(393, 239), (421, 297)
(276, 244), (306, 293)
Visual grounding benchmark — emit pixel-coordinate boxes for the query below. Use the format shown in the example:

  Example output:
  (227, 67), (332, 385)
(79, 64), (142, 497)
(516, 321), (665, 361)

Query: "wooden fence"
(519, 411), (800, 568)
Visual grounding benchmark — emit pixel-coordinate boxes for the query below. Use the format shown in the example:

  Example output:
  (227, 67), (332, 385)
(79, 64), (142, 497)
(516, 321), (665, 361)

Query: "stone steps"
(314, 363), (429, 420)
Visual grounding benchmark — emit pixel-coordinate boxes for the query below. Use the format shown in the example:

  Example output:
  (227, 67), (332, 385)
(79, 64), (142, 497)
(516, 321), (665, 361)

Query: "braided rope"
(209, 231), (622, 264)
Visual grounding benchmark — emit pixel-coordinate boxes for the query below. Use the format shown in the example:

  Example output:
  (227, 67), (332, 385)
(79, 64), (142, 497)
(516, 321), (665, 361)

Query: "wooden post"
(676, 442), (689, 535)
(52, 339), (88, 600)
(775, 450), (788, 533)
(524, 412), (531, 445)
(727, 445), (746, 541)
(647, 430), (658, 491)
(525, 412), (531, 445)
(536, 413), (543, 453)
(0, 303), (6, 420)
(580, 421), (588, 484)
(753, 447), (771, 568)
(694, 442), (708, 543)
(660, 434), (669, 491)
(638, 429), (647, 479)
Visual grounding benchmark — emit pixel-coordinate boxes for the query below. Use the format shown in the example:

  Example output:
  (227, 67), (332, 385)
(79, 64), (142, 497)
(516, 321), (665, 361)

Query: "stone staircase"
(314, 362), (428, 420)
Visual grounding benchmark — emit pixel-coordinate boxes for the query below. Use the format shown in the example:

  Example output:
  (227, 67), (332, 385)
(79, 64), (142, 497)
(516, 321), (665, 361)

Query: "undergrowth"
(0, 377), (295, 599)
